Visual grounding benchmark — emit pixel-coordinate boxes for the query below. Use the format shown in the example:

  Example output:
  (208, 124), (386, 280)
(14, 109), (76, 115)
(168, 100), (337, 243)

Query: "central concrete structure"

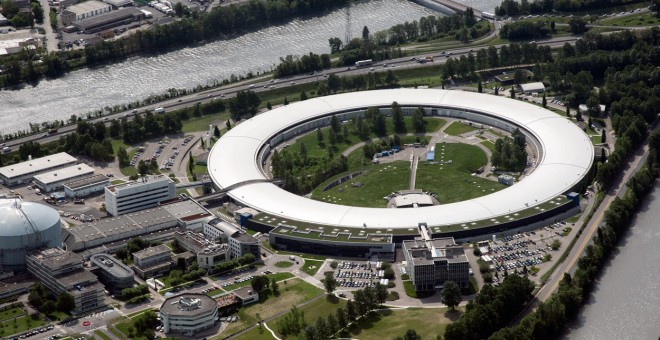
(208, 89), (594, 232)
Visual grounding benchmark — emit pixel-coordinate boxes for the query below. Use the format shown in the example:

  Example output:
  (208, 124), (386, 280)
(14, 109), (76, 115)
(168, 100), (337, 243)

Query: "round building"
(0, 198), (62, 271)
(160, 293), (219, 336)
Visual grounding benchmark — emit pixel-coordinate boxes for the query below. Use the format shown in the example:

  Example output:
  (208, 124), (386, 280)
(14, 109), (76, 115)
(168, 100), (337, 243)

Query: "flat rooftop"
(64, 174), (110, 190)
(57, 269), (99, 287)
(65, 207), (176, 243)
(65, 0), (109, 13)
(271, 225), (393, 244)
(34, 164), (95, 185)
(0, 152), (77, 179)
(105, 174), (170, 194)
(161, 199), (212, 222)
(90, 254), (133, 279)
(133, 244), (171, 260)
(29, 248), (82, 272)
(160, 294), (217, 316)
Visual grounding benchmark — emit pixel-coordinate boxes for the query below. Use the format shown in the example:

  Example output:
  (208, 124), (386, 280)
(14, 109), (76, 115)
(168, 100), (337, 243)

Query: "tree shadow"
(443, 309), (463, 321)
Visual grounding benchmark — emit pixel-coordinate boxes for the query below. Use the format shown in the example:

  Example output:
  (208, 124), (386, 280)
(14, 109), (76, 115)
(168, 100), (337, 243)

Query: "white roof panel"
(208, 89), (594, 229)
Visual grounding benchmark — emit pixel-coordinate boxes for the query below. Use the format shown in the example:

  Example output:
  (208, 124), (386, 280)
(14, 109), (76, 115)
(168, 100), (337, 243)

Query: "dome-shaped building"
(0, 198), (62, 271)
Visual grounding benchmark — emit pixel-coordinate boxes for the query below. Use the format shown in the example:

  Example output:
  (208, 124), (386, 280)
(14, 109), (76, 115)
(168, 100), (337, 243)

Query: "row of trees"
(250, 274), (279, 296)
(211, 253), (256, 273)
(495, 0), (644, 15)
(499, 20), (550, 40)
(275, 53), (332, 78)
(491, 132), (660, 339)
(271, 144), (348, 194)
(492, 129), (528, 172)
(277, 284), (389, 339)
(120, 284), (149, 301)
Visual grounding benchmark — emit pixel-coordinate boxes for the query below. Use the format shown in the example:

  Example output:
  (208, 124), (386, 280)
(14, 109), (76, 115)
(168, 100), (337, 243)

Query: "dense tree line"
(491, 129), (528, 172)
(499, 20), (550, 40)
(271, 145), (348, 194)
(211, 253), (256, 273)
(275, 53), (332, 78)
(491, 132), (659, 339)
(444, 274), (535, 339)
(495, 0), (642, 16)
(330, 9), (488, 67)
(228, 90), (261, 121)
(28, 283), (75, 316)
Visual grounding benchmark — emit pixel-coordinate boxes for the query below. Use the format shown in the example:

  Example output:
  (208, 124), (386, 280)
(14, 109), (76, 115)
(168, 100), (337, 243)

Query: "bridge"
(195, 178), (284, 203)
(411, 0), (484, 18)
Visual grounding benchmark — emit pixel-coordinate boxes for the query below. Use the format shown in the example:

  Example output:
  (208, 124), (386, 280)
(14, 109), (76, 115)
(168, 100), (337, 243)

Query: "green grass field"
(94, 330), (113, 340)
(300, 259), (324, 276)
(0, 315), (47, 337)
(311, 161), (411, 207)
(181, 113), (229, 133)
(274, 261), (293, 268)
(221, 272), (294, 291)
(443, 121), (479, 136)
(416, 143), (505, 204)
(598, 11), (660, 26)
(0, 307), (25, 321)
(215, 278), (323, 338)
(342, 307), (462, 339)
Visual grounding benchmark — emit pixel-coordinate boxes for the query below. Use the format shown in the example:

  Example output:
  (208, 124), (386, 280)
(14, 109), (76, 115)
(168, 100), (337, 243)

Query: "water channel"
(565, 182), (660, 339)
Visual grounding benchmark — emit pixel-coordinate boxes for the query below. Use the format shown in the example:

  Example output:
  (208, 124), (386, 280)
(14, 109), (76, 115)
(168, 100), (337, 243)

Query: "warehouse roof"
(65, 207), (176, 243)
(34, 164), (95, 185)
(65, 0), (110, 14)
(64, 174), (110, 190)
(0, 152), (77, 179)
(207, 89), (593, 229)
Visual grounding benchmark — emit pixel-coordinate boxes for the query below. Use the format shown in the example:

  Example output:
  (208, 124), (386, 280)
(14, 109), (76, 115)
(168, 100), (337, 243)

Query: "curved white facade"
(208, 89), (594, 229)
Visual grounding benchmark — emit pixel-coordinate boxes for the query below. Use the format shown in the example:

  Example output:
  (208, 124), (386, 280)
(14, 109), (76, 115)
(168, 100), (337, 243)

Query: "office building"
(0, 152), (77, 187)
(402, 237), (470, 291)
(105, 174), (176, 216)
(26, 248), (105, 314)
(132, 244), (173, 279)
(33, 164), (95, 193)
(161, 197), (214, 231)
(89, 254), (134, 292)
(63, 174), (110, 198)
(61, 0), (111, 25)
(174, 231), (229, 269)
(203, 219), (259, 259)
(159, 294), (218, 335)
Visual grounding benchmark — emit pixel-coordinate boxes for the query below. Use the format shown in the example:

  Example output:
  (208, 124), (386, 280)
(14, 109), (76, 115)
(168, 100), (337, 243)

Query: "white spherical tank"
(0, 198), (62, 271)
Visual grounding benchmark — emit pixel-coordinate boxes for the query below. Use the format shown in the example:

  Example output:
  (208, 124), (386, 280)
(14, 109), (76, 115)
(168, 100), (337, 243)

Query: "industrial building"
(103, 0), (133, 7)
(161, 197), (214, 230)
(105, 174), (176, 216)
(174, 231), (229, 269)
(202, 218), (259, 259)
(61, 0), (112, 25)
(89, 254), (134, 292)
(402, 237), (470, 291)
(33, 163), (95, 193)
(160, 294), (219, 335)
(26, 248), (105, 314)
(517, 82), (546, 94)
(132, 244), (173, 279)
(63, 174), (110, 198)
(61, 207), (178, 251)
(0, 198), (62, 271)
(74, 7), (143, 33)
(0, 152), (77, 187)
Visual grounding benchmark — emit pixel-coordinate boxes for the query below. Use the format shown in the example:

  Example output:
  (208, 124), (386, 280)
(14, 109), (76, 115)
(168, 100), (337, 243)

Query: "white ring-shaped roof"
(208, 89), (593, 229)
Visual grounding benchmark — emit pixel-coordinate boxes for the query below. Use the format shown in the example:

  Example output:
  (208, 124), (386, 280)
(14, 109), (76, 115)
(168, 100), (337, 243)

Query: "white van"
(154, 107), (165, 114)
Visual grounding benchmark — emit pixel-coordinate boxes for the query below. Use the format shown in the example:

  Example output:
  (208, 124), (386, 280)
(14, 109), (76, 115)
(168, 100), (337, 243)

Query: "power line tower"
(344, 2), (352, 44)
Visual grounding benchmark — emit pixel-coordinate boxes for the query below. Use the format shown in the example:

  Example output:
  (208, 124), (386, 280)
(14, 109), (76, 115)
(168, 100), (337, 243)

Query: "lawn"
(480, 140), (496, 152)
(300, 259), (324, 276)
(222, 272), (294, 291)
(402, 281), (434, 299)
(0, 307), (25, 321)
(598, 12), (660, 26)
(0, 315), (47, 337)
(443, 121), (479, 136)
(415, 143), (505, 204)
(310, 161), (411, 208)
(274, 261), (293, 268)
(94, 330), (113, 340)
(181, 113), (229, 133)
(242, 296), (347, 339)
(217, 278), (323, 337)
(341, 307), (463, 339)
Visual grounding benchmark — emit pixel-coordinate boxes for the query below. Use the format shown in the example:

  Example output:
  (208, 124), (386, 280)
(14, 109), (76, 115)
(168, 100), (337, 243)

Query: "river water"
(565, 182), (660, 339)
(0, 0), (503, 135)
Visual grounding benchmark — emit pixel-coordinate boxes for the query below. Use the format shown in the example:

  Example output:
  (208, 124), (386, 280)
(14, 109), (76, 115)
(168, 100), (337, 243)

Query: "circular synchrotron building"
(0, 198), (62, 270)
(208, 89), (594, 257)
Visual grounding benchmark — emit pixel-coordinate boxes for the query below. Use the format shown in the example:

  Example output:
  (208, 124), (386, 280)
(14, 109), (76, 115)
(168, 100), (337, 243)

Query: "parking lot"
(333, 261), (389, 289)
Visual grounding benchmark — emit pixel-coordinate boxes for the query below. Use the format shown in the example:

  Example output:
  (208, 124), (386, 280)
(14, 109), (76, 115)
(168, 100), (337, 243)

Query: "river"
(565, 182), (660, 339)
(0, 0), (504, 136)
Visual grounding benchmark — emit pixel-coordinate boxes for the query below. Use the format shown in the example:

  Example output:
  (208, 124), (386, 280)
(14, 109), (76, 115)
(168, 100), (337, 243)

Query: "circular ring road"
(208, 89), (593, 229)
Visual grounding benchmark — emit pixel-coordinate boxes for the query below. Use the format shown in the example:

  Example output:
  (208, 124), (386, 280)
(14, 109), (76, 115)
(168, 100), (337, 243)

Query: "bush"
(400, 274), (410, 280)
(482, 272), (493, 283)
(330, 261), (338, 269)
(387, 281), (396, 288)
(550, 239), (561, 250)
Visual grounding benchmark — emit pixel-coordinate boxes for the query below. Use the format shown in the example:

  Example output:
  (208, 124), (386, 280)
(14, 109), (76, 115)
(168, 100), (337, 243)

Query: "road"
(533, 141), (651, 303)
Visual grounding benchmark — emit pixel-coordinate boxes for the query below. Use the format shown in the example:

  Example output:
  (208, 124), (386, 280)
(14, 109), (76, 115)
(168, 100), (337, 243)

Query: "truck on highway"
(154, 107), (165, 114)
(354, 59), (373, 67)
(1, 147), (11, 154)
(48, 128), (58, 135)
(482, 12), (495, 20)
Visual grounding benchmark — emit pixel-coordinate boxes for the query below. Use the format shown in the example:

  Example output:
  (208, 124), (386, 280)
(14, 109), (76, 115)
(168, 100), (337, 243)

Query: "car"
(177, 99), (182, 102)
(290, 81), (295, 85)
